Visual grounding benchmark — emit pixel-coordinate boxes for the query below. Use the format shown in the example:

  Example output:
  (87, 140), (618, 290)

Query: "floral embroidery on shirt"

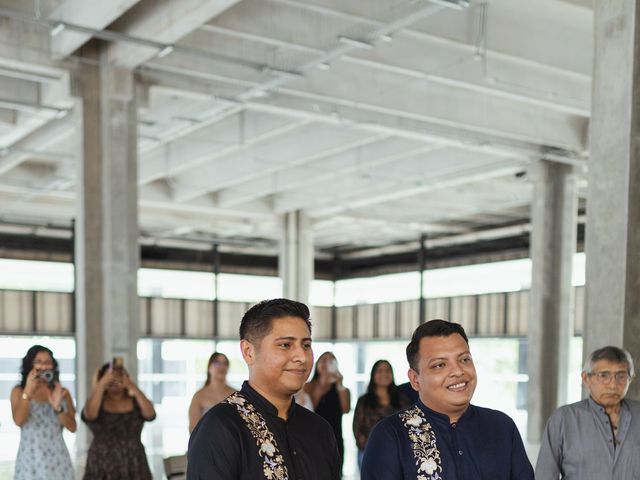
(399, 405), (443, 480)
(224, 392), (289, 480)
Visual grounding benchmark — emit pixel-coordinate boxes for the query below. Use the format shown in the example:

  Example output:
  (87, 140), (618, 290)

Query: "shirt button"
(451, 423), (457, 429)
(458, 450), (463, 455)
(293, 451), (297, 455)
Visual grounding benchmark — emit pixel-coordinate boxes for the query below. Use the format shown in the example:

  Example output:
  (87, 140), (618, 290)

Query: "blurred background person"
(82, 358), (156, 480)
(188, 352), (235, 433)
(305, 351), (351, 470)
(294, 387), (314, 411)
(353, 360), (409, 470)
(10, 344), (76, 480)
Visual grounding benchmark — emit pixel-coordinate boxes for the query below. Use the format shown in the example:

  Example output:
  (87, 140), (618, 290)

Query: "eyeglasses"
(588, 371), (631, 384)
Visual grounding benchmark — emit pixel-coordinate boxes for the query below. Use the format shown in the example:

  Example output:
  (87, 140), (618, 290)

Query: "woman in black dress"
(82, 359), (156, 479)
(304, 352), (351, 470)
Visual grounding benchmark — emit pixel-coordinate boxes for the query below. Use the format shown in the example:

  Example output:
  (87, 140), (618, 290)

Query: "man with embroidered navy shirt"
(361, 319), (534, 480)
(187, 298), (341, 479)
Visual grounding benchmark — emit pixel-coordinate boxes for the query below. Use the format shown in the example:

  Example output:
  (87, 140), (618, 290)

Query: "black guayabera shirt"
(187, 381), (341, 480)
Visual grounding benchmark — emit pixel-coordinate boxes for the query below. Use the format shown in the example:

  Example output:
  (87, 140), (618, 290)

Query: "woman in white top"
(188, 352), (235, 433)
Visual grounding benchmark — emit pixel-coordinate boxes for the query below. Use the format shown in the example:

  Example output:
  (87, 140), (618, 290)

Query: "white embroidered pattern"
(399, 406), (443, 480)
(223, 392), (289, 480)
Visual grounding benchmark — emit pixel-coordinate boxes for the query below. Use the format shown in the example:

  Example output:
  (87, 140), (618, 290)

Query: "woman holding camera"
(10, 344), (76, 480)
(305, 352), (351, 471)
(82, 360), (156, 480)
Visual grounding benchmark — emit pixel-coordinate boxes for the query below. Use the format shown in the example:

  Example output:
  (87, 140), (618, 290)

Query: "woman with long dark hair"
(188, 352), (235, 433)
(82, 359), (156, 479)
(353, 359), (409, 469)
(10, 344), (76, 480)
(304, 352), (351, 471)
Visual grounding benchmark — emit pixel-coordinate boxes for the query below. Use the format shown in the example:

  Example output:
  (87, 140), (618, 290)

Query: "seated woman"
(11, 344), (76, 480)
(188, 352), (235, 433)
(82, 358), (156, 480)
(353, 359), (410, 469)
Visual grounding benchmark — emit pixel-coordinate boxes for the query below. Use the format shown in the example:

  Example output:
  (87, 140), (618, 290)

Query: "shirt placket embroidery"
(399, 405), (443, 480)
(224, 392), (289, 480)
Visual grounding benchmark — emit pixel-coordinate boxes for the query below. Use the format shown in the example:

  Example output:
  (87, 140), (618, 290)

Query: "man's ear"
(581, 371), (589, 386)
(408, 368), (420, 392)
(240, 339), (256, 365)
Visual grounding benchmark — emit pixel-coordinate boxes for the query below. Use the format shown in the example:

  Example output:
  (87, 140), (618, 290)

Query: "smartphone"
(327, 358), (338, 374)
(112, 356), (124, 370)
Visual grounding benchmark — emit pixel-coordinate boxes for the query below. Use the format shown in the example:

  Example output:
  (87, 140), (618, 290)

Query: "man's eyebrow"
(428, 351), (471, 361)
(272, 336), (312, 342)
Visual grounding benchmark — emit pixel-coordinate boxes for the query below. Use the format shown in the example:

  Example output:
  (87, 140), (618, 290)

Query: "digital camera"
(38, 369), (59, 385)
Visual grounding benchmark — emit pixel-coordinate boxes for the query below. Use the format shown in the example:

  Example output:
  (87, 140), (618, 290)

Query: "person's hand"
(120, 369), (137, 396)
(48, 382), (63, 410)
(97, 368), (115, 391)
(24, 368), (41, 396)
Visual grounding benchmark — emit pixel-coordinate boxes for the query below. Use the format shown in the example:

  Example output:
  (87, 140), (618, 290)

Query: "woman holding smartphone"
(305, 352), (351, 471)
(82, 358), (156, 480)
(11, 345), (76, 480)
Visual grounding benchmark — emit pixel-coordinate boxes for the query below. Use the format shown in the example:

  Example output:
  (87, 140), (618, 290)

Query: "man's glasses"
(588, 371), (631, 384)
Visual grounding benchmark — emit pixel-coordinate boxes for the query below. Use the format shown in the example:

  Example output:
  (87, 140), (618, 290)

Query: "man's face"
(408, 333), (477, 420)
(582, 359), (631, 408)
(242, 315), (313, 399)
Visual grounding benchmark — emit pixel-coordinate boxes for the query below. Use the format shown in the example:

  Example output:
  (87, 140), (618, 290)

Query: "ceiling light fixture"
(337, 36), (374, 50)
(50, 22), (65, 36)
(157, 45), (175, 58)
(317, 63), (331, 71)
(429, 0), (470, 10)
(379, 34), (393, 42)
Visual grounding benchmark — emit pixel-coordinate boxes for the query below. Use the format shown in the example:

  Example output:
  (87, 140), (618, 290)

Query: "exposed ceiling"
(0, 0), (592, 264)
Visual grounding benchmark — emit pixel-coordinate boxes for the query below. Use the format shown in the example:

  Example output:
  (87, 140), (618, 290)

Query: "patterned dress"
(82, 401), (154, 480)
(14, 400), (74, 480)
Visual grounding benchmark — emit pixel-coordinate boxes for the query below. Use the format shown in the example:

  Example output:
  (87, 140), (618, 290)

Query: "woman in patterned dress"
(353, 360), (410, 470)
(82, 360), (156, 479)
(10, 345), (76, 480)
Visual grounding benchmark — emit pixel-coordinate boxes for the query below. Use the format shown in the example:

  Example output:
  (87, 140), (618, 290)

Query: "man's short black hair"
(406, 319), (469, 371)
(239, 298), (312, 344)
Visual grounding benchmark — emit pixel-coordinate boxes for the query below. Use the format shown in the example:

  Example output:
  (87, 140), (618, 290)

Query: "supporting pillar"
(73, 40), (140, 453)
(279, 210), (313, 303)
(584, 0), (640, 400)
(527, 160), (578, 445)
(418, 234), (427, 324)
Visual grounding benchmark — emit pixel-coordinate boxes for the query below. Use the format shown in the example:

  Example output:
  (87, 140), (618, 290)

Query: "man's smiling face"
(408, 333), (477, 421)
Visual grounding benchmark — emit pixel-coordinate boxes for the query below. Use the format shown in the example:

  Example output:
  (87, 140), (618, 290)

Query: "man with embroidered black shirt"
(187, 298), (341, 480)
(361, 319), (534, 480)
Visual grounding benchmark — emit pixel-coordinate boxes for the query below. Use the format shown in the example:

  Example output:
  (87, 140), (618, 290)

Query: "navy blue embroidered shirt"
(187, 381), (341, 480)
(361, 400), (534, 480)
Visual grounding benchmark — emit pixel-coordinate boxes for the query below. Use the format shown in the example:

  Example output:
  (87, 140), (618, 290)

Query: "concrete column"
(279, 210), (313, 303)
(73, 40), (139, 440)
(527, 160), (578, 445)
(584, 0), (640, 400)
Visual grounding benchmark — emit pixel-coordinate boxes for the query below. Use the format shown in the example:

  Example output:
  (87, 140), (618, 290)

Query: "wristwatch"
(21, 392), (30, 401)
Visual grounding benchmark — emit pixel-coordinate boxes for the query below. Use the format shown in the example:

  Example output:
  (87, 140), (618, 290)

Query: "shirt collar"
(241, 381), (296, 419)
(416, 398), (474, 426)
(587, 396), (629, 415)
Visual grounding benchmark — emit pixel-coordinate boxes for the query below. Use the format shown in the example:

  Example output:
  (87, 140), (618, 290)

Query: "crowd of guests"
(9, 297), (640, 479)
